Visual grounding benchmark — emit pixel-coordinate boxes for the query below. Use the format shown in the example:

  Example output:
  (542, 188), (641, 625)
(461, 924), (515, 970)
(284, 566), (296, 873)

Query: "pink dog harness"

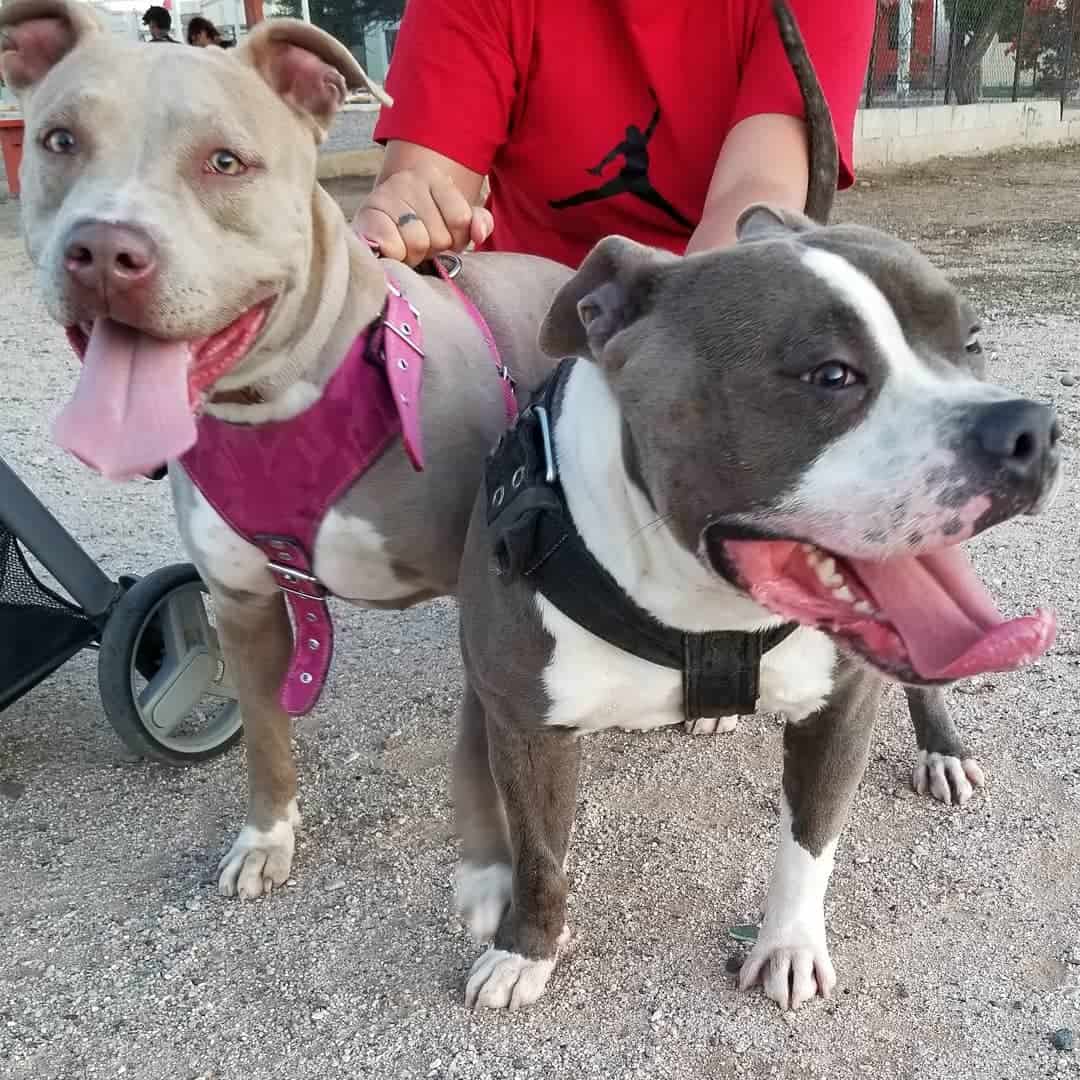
(181, 262), (517, 715)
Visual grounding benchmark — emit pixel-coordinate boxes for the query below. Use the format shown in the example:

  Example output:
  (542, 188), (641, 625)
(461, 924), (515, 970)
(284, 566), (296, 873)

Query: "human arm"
(349, 0), (517, 265)
(686, 0), (875, 255)
(353, 141), (493, 265)
(685, 113), (809, 253)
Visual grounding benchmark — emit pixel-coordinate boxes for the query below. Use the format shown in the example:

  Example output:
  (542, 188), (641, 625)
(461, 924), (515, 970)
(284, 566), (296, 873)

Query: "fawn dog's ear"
(0, 0), (102, 99)
(236, 16), (392, 142)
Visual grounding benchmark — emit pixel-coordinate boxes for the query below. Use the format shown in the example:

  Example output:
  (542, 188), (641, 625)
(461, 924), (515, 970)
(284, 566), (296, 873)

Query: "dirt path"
(1, 149), (1078, 1080)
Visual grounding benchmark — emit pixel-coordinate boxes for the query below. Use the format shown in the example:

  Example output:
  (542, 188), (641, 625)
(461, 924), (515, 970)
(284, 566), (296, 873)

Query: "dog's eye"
(206, 149), (246, 176)
(802, 361), (862, 390)
(966, 339), (982, 355)
(42, 128), (77, 155)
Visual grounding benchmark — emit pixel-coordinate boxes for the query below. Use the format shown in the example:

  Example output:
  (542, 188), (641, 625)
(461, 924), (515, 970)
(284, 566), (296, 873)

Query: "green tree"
(271, 0), (404, 52)
(947, 0), (1024, 104)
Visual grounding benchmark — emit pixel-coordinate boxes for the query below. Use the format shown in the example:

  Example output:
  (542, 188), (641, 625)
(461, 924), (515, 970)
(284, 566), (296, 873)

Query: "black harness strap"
(484, 358), (797, 721)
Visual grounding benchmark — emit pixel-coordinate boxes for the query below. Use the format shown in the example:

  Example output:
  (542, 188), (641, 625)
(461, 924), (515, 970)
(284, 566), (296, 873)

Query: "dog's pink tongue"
(850, 547), (1055, 680)
(53, 319), (197, 481)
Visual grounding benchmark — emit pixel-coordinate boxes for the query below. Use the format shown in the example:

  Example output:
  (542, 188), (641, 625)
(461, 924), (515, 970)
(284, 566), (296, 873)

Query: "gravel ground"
(2, 147), (1080, 1080)
(320, 107), (379, 157)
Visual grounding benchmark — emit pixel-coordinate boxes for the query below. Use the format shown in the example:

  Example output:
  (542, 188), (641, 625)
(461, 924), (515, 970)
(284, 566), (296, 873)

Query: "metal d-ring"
(534, 406), (557, 484)
(437, 252), (463, 279)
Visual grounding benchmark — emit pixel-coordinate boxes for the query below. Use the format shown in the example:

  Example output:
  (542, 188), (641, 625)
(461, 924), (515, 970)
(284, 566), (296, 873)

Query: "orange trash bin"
(0, 118), (25, 198)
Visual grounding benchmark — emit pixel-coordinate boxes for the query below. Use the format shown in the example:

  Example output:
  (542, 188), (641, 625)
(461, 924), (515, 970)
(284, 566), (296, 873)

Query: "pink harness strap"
(430, 253), (518, 425)
(181, 266), (517, 716)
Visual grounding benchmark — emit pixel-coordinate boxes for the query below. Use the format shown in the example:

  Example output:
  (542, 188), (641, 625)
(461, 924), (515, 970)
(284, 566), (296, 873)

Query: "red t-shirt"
(374, 0), (874, 269)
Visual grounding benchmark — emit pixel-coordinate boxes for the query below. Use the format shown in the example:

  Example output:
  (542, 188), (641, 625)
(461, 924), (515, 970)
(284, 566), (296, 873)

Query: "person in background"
(353, 0), (875, 269)
(187, 15), (224, 47)
(141, 6), (178, 43)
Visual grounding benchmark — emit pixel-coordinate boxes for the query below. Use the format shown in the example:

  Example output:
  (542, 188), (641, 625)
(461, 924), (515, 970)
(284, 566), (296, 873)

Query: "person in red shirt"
(354, 0), (875, 269)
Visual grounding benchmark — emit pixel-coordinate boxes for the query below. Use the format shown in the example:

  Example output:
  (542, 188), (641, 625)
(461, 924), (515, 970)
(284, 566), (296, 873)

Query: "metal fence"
(863, 0), (1080, 110)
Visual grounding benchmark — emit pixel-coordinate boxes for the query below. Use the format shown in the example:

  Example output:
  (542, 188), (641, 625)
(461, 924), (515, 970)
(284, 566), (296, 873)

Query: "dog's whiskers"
(627, 512), (673, 544)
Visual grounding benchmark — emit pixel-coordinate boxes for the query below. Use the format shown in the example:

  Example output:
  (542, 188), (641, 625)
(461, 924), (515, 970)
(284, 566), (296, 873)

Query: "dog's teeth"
(833, 585), (855, 603)
(814, 557), (844, 589)
(853, 600), (875, 616)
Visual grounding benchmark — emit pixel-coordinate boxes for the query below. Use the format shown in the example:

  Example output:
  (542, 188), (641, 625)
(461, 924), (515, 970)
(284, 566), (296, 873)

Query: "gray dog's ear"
(735, 203), (817, 244)
(538, 235), (675, 365)
(237, 17), (392, 141)
(0, 0), (101, 98)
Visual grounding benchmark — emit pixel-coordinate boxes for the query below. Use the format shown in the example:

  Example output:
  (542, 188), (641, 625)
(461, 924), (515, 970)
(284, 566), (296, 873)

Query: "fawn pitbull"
(1, 0), (985, 904)
(0, 0), (570, 895)
(452, 2), (1060, 1012)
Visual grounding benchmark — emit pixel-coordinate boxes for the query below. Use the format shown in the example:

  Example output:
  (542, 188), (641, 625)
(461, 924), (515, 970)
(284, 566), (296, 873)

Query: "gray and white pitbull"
(451, 16), (1061, 1014)
(1, 0), (987, 906)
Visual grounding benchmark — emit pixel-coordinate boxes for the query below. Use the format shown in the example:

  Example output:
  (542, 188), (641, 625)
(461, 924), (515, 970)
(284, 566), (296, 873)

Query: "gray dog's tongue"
(53, 319), (197, 480)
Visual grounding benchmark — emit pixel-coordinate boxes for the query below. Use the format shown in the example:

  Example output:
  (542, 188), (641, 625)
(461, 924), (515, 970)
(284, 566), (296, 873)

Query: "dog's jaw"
(553, 359), (784, 636)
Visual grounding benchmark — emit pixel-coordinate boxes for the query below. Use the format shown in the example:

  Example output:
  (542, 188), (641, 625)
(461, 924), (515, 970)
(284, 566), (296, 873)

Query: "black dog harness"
(484, 358), (797, 722)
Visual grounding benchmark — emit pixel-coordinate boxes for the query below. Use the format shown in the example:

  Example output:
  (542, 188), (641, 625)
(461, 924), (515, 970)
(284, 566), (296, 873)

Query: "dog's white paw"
(738, 922), (836, 1011)
(912, 750), (985, 806)
(454, 861), (512, 941)
(684, 715), (739, 736)
(465, 948), (556, 1011)
(218, 802), (300, 899)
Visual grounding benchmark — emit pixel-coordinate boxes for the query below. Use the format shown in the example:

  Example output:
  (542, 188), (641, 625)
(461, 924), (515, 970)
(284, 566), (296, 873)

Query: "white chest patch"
(538, 596), (837, 731)
(180, 478), (412, 606)
(184, 481), (274, 596)
(312, 509), (416, 605)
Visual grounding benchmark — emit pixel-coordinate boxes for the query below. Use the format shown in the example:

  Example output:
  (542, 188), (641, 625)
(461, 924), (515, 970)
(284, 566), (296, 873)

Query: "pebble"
(725, 954), (745, 975)
(1051, 1029), (1074, 1052)
(1061, 374), (1077, 387)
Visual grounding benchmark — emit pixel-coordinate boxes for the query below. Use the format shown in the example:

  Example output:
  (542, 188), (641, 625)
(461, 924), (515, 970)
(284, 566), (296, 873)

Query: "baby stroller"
(0, 454), (241, 765)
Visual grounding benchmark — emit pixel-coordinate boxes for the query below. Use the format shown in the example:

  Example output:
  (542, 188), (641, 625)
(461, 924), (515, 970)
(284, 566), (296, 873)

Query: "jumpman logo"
(548, 88), (692, 230)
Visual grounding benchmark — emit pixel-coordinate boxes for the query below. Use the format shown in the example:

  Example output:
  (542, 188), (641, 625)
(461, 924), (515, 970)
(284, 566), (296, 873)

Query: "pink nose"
(63, 222), (158, 293)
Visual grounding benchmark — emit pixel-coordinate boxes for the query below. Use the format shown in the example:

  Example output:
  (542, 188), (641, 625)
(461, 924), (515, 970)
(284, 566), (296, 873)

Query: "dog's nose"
(973, 399), (1059, 481)
(63, 222), (158, 293)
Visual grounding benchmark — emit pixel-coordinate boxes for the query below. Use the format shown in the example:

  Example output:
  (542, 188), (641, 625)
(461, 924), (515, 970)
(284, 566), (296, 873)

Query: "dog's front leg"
(213, 588), (300, 899)
(463, 705), (580, 1012)
(739, 662), (881, 1011)
(904, 686), (984, 806)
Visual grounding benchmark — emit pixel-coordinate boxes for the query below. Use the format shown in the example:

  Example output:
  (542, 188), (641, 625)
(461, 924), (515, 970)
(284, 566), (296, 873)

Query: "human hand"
(352, 167), (494, 266)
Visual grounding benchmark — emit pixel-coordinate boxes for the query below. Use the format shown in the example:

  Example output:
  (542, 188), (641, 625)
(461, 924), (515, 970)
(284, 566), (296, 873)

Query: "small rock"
(1051, 1028), (1074, 1052)
(1061, 374), (1077, 387)
(0, 780), (25, 800)
(896, 982), (910, 1000)
(326, 880), (348, 892)
(725, 954), (745, 974)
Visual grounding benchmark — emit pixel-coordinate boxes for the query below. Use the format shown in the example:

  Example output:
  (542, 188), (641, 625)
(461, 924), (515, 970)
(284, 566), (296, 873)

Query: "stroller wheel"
(97, 563), (242, 765)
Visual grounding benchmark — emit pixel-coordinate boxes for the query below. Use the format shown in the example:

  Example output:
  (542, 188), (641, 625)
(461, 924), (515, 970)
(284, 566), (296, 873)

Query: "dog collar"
(484, 357), (797, 722)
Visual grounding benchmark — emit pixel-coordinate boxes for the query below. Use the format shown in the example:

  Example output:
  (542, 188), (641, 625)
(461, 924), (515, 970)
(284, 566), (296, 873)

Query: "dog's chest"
(536, 595), (837, 730)
(183, 483), (417, 605)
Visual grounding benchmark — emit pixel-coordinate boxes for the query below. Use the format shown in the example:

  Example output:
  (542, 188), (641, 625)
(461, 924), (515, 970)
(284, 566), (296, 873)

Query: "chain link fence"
(864, 0), (1080, 110)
